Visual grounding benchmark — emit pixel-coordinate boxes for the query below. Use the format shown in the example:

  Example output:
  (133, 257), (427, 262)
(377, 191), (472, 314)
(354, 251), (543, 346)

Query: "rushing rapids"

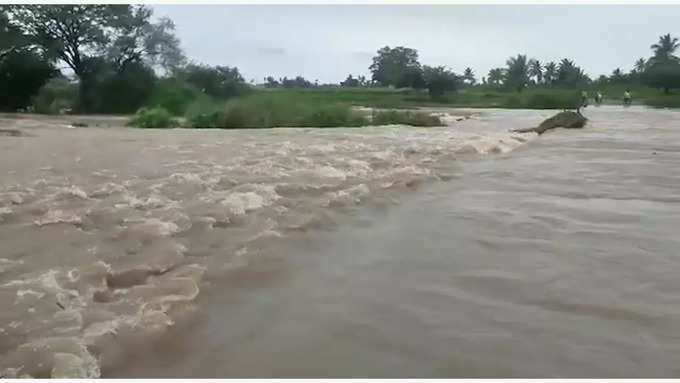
(0, 110), (537, 378)
(4, 106), (680, 378)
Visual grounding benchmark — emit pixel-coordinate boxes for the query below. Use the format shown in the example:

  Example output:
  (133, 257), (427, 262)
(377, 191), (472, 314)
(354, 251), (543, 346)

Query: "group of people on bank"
(581, 90), (632, 107)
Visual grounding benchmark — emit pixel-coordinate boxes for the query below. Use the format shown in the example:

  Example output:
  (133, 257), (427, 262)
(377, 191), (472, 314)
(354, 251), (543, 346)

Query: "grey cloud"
(152, 5), (680, 83)
(257, 47), (287, 55)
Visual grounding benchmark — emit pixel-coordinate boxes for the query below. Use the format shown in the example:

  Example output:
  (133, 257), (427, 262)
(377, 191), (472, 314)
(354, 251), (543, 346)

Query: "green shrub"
(187, 93), (369, 128)
(127, 107), (179, 129)
(184, 98), (224, 127)
(149, 78), (206, 116)
(32, 78), (78, 114)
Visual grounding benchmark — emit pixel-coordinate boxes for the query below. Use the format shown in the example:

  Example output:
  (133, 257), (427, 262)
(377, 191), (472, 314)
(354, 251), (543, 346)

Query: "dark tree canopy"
(487, 68), (504, 86)
(106, 6), (185, 73)
(555, 58), (589, 87)
(423, 66), (458, 97)
(645, 61), (680, 93)
(650, 33), (680, 65)
(5, 5), (185, 75)
(504, 54), (529, 92)
(0, 49), (55, 111)
(178, 64), (247, 98)
(1, 10), (55, 110)
(5, 5), (128, 76)
(340, 74), (368, 87)
(543, 61), (557, 85)
(369, 46), (424, 88)
(463, 67), (476, 86)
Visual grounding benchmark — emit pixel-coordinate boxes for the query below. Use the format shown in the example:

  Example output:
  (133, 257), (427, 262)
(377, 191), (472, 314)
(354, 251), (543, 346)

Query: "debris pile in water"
(513, 111), (587, 135)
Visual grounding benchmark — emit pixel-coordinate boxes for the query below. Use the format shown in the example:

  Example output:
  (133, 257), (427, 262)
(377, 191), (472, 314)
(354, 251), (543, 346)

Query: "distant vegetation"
(3, 4), (680, 128)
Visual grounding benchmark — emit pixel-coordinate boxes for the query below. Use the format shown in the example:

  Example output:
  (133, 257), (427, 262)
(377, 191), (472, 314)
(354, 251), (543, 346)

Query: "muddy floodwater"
(1, 107), (679, 378)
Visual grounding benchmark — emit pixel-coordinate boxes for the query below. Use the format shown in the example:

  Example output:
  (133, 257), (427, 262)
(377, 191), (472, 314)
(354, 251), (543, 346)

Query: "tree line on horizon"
(3, 4), (680, 115)
(339, 33), (680, 95)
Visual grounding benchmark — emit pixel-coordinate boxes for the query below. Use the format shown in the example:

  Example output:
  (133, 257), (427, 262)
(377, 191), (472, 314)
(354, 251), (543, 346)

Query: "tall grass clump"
(148, 78), (207, 116)
(187, 93), (369, 128)
(127, 107), (179, 129)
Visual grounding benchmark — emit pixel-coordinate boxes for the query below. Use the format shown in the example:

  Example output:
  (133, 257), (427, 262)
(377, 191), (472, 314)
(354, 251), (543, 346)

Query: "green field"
(132, 84), (680, 128)
(245, 85), (679, 110)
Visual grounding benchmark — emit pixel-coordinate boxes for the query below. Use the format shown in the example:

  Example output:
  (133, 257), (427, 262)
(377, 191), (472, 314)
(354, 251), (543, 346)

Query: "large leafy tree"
(5, 5), (185, 75)
(340, 74), (360, 87)
(4, 5), (127, 76)
(504, 54), (529, 92)
(646, 34), (680, 93)
(463, 67), (476, 86)
(4, 5), (185, 111)
(644, 61), (680, 93)
(178, 64), (247, 97)
(422, 65), (458, 97)
(0, 10), (55, 110)
(106, 6), (185, 73)
(487, 68), (504, 86)
(0, 11), (27, 59)
(369, 46), (424, 88)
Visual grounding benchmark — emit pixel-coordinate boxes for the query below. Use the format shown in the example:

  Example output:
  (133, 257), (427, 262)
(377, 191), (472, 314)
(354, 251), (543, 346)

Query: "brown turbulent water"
(1, 107), (679, 378)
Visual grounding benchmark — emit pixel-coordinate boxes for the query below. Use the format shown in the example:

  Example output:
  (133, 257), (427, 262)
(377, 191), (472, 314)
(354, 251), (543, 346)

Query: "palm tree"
(528, 59), (543, 85)
(634, 57), (647, 73)
(543, 61), (557, 85)
(650, 33), (680, 63)
(505, 54), (529, 92)
(487, 68), (504, 86)
(463, 67), (476, 86)
(611, 68), (624, 82)
(556, 58), (588, 87)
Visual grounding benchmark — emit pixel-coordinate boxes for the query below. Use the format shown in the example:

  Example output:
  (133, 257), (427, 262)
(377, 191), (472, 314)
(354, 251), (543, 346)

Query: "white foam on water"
(34, 210), (82, 226)
(168, 172), (204, 184)
(315, 166), (348, 180)
(326, 184), (371, 207)
(58, 185), (89, 199)
(219, 184), (281, 215)
(124, 217), (181, 237)
(16, 289), (46, 300)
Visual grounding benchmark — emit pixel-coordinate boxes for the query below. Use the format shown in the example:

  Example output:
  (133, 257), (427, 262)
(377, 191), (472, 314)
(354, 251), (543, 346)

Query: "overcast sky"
(151, 5), (680, 84)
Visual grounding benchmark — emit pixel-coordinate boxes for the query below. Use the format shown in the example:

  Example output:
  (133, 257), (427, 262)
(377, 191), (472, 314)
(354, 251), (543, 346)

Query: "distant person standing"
(581, 91), (589, 107)
(595, 91), (603, 105)
(623, 90), (632, 106)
